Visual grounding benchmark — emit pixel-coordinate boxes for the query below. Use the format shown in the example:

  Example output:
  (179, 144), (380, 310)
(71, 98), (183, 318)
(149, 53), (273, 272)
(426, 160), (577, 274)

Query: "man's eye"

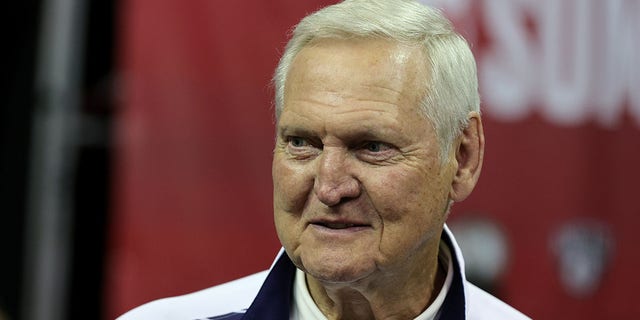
(288, 137), (308, 148)
(357, 141), (399, 163)
(362, 141), (385, 152)
(284, 136), (320, 160)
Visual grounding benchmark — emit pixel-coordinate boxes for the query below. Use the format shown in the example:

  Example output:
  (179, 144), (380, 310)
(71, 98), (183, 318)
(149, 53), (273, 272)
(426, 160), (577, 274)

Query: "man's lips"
(309, 220), (370, 230)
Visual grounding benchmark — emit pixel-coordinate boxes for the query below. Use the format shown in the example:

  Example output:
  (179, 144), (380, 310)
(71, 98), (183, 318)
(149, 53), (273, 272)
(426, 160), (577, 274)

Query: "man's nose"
(313, 148), (361, 207)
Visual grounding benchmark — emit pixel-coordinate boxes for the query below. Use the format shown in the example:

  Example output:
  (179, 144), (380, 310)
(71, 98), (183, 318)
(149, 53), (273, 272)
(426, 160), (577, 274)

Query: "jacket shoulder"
(117, 270), (269, 320)
(465, 282), (532, 320)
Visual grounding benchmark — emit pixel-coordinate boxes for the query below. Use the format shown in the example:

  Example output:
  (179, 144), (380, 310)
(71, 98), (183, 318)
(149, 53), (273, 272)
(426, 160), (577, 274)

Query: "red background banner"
(106, 1), (640, 319)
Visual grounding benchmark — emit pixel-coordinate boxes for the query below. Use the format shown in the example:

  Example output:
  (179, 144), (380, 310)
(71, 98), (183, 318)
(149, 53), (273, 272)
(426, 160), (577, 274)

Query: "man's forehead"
(286, 38), (428, 104)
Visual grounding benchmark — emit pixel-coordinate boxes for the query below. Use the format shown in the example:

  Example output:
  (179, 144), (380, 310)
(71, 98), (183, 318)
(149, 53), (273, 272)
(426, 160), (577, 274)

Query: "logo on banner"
(551, 219), (614, 297)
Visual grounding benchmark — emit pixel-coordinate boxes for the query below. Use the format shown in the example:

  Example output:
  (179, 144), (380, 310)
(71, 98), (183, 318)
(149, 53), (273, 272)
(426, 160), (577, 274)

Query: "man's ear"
(449, 112), (484, 202)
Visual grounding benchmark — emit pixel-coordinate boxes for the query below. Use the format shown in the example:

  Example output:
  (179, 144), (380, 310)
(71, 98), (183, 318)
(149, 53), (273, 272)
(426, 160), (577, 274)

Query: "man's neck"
(305, 245), (446, 320)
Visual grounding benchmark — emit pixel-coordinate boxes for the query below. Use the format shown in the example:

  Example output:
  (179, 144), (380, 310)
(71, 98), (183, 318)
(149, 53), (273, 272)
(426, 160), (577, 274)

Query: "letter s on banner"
(480, 0), (537, 122)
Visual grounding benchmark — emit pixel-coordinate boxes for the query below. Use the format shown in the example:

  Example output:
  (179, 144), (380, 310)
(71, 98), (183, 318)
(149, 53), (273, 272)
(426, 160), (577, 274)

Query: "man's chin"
(301, 260), (376, 284)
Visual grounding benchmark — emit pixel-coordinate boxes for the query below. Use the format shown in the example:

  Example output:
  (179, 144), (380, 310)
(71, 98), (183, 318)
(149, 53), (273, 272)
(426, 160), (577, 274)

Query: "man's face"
(272, 38), (456, 284)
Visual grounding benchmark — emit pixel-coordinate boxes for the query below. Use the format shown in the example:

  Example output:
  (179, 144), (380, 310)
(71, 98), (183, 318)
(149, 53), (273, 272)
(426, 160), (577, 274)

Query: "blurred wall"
(106, 0), (640, 319)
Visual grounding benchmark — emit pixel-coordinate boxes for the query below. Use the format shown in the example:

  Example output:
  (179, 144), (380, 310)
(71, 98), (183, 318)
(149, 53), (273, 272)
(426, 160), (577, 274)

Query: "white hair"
(273, 0), (480, 163)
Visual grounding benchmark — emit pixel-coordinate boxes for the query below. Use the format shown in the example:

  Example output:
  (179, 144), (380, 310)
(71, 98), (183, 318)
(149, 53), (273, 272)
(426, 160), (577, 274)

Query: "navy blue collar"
(437, 231), (466, 320)
(237, 231), (466, 320)
(240, 249), (296, 320)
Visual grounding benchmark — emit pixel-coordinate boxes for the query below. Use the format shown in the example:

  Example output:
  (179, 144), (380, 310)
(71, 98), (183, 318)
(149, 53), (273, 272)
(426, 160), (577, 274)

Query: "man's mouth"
(322, 223), (358, 229)
(312, 221), (368, 230)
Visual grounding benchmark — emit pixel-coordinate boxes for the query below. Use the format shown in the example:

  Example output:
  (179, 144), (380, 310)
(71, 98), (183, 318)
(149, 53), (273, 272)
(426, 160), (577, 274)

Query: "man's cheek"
(273, 162), (312, 213)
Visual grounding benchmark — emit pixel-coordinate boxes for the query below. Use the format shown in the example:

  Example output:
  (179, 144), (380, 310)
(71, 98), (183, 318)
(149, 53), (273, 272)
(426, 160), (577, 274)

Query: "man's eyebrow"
(277, 125), (316, 137)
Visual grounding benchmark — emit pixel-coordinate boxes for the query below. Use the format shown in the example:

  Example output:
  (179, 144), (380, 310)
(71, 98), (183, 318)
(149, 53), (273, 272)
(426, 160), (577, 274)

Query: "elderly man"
(120, 0), (530, 319)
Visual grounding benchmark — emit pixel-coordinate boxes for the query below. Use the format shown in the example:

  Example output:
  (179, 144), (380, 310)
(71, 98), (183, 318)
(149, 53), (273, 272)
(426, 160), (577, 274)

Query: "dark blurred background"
(3, 1), (114, 319)
(2, 1), (639, 319)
